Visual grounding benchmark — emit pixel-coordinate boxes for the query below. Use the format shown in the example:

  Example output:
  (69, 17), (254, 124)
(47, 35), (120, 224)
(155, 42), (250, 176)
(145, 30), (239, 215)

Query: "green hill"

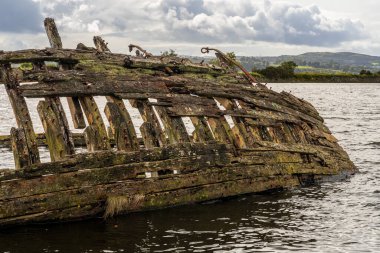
(238, 52), (380, 74)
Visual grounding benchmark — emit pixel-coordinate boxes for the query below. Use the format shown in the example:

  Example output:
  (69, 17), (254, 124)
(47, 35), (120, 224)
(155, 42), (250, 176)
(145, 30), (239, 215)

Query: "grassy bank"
(253, 72), (380, 83)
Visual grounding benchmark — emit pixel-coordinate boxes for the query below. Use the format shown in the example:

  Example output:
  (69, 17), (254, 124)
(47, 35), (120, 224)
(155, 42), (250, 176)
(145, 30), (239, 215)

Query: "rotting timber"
(0, 18), (356, 227)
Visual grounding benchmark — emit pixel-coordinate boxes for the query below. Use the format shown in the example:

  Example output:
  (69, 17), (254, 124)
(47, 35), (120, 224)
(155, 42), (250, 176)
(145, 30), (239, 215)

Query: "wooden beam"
(37, 100), (75, 161)
(93, 36), (111, 53)
(154, 106), (190, 144)
(130, 99), (167, 147)
(10, 128), (29, 169)
(44, 17), (86, 130)
(1, 66), (40, 166)
(190, 117), (214, 142)
(79, 96), (110, 150)
(104, 102), (139, 151)
(44, 18), (62, 49)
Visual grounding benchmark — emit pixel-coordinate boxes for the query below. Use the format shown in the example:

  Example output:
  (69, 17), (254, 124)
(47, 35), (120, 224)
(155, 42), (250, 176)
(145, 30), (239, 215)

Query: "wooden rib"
(79, 96), (110, 150)
(43, 19), (76, 156)
(207, 117), (232, 144)
(104, 102), (139, 151)
(215, 98), (252, 148)
(190, 117), (214, 142)
(37, 100), (75, 161)
(1, 66), (40, 166)
(105, 97), (139, 146)
(44, 18), (62, 49)
(44, 17), (86, 130)
(130, 99), (167, 147)
(66, 97), (86, 129)
(10, 128), (29, 169)
(154, 106), (190, 144)
(93, 37), (139, 151)
(83, 125), (102, 152)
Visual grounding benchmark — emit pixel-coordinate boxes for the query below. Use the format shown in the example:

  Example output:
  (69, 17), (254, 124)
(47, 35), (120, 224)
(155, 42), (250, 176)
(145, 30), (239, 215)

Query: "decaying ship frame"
(0, 18), (356, 227)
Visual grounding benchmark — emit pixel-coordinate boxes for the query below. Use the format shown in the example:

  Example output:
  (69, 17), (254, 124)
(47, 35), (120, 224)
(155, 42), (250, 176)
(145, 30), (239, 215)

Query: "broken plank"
(0, 66), (40, 165)
(79, 96), (110, 150)
(104, 102), (139, 151)
(37, 100), (75, 161)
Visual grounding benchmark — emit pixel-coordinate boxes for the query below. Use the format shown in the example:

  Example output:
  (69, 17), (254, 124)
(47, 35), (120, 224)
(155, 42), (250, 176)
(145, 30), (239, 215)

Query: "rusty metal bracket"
(201, 47), (260, 85)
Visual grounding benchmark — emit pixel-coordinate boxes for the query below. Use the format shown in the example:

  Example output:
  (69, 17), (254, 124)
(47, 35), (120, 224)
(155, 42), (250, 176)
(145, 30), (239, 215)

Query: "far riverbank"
(254, 73), (380, 83)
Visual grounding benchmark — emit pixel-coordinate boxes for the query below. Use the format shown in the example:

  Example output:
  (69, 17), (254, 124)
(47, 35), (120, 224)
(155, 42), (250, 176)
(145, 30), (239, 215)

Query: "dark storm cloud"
(0, 0), (43, 33)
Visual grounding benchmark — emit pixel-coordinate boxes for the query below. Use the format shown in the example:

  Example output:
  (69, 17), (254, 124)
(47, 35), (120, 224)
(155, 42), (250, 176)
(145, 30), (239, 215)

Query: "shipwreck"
(0, 18), (356, 227)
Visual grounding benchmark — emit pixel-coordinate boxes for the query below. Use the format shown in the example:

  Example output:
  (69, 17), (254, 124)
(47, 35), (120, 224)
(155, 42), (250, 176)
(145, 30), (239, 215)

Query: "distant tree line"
(257, 61), (298, 79)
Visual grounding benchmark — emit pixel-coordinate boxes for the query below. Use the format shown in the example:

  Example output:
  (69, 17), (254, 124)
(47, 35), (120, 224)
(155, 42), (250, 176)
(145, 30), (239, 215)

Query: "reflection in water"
(0, 83), (379, 252)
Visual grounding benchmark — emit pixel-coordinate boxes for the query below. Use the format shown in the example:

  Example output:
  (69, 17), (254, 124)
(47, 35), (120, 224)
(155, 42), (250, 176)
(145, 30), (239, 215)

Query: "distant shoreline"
(255, 73), (380, 83)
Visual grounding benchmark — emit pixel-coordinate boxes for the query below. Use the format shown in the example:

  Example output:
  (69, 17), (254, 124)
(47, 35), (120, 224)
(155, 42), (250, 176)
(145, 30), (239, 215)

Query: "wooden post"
(104, 102), (139, 151)
(105, 96), (139, 148)
(207, 117), (232, 144)
(93, 36), (111, 52)
(37, 100), (75, 161)
(130, 99), (167, 147)
(139, 122), (159, 149)
(10, 128), (29, 169)
(83, 125), (103, 152)
(1, 65), (40, 166)
(93, 36), (140, 150)
(44, 17), (86, 130)
(79, 96), (110, 150)
(190, 117), (214, 142)
(215, 98), (255, 148)
(154, 106), (190, 144)
(44, 18), (62, 49)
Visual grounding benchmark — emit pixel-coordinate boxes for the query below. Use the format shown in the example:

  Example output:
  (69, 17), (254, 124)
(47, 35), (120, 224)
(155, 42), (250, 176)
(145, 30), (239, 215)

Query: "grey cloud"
(34, 0), (367, 47)
(0, 0), (43, 33)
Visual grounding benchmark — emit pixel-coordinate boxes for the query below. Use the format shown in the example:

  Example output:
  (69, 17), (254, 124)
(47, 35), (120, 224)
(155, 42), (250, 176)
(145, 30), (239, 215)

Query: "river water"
(0, 83), (379, 252)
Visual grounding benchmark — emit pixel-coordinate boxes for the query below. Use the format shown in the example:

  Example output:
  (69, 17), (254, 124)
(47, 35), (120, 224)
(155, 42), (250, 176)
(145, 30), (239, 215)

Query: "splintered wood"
(0, 18), (356, 227)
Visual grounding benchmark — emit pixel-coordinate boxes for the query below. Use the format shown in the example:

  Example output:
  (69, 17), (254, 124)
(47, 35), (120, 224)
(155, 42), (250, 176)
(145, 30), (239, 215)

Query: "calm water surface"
(0, 83), (379, 252)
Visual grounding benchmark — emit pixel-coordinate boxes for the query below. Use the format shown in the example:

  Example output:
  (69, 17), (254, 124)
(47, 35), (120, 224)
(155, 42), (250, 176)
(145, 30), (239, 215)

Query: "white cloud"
(0, 0), (376, 56)
(31, 0), (366, 46)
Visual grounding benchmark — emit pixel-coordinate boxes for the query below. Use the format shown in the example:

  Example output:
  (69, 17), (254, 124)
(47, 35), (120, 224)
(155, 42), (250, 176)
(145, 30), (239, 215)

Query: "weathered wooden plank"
(83, 125), (102, 152)
(0, 152), (231, 200)
(10, 128), (29, 169)
(154, 106), (190, 144)
(191, 117), (214, 142)
(44, 18), (62, 49)
(0, 172), (300, 222)
(0, 132), (96, 148)
(0, 48), (224, 75)
(215, 98), (252, 148)
(19, 72), (170, 97)
(43, 17), (80, 146)
(0, 66), (40, 166)
(0, 143), (231, 181)
(66, 97), (86, 129)
(44, 18), (86, 130)
(207, 117), (233, 144)
(104, 102), (139, 151)
(37, 100), (75, 161)
(79, 96), (110, 150)
(130, 99), (167, 147)
(140, 122), (160, 149)
(106, 97), (139, 147)
(93, 36), (111, 53)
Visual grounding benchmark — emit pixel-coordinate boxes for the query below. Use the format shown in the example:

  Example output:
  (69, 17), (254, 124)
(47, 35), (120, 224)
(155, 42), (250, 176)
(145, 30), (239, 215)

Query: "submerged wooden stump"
(0, 18), (357, 228)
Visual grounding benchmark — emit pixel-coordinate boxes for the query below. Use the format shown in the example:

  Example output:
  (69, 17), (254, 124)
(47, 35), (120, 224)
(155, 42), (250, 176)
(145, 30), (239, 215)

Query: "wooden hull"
(0, 141), (356, 227)
(0, 18), (356, 227)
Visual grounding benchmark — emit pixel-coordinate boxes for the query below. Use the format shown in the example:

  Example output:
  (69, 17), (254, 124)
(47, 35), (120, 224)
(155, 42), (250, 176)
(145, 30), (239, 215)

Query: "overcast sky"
(0, 0), (379, 56)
